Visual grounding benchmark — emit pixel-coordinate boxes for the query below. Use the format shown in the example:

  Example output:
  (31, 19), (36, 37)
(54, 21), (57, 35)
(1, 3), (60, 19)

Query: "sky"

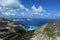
(0, 0), (60, 19)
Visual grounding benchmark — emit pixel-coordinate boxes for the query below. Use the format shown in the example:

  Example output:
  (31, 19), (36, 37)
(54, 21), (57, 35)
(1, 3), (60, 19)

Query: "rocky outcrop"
(0, 18), (29, 40)
(0, 18), (29, 31)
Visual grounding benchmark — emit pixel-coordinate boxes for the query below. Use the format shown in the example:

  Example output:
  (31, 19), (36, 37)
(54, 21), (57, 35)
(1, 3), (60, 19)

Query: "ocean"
(12, 18), (60, 30)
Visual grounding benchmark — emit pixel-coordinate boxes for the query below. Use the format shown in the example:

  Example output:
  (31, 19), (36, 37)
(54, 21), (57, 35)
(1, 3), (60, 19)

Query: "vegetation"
(44, 21), (60, 37)
(0, 18), (30, 40)
(0, 18), (60, 40)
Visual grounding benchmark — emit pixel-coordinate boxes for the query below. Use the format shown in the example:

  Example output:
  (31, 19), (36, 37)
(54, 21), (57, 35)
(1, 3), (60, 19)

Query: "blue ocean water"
(13, 18), (60, 30)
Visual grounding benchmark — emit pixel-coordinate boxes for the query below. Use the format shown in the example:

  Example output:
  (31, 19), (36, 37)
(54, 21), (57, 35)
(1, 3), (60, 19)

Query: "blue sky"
(0, 0), (60, 19)
(20, 0), (60, 13)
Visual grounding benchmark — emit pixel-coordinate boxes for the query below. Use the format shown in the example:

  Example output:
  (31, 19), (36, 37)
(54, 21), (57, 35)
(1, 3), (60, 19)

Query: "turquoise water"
(12, 18), (60, 31)
(28, 26), (38, 30)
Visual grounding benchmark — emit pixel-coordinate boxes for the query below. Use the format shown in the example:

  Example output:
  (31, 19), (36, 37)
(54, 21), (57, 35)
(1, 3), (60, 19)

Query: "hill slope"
(0, 19), (60, 40)
(30, 21), (60, 40)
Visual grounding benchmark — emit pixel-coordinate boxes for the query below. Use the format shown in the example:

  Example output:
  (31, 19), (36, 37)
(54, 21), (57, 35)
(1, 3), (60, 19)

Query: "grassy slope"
(0, 19), (60, 40)
(30, 21), (60, 40)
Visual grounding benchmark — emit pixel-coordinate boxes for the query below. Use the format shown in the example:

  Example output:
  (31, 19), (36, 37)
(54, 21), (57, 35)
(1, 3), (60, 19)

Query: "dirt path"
(0, 39), (3, 40)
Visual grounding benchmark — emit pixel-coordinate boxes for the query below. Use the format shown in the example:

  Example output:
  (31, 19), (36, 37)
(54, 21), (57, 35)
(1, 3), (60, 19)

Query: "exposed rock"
(0, 19), (60, 40)
(0, 18), (29, 39)
(0, 18), (29, 31)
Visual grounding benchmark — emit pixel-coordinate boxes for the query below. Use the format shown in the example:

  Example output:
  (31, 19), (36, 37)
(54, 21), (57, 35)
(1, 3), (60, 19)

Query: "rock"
(0, 18), (29, 39)
(0, 18), (29, 31)
(0, 19), (60, 40)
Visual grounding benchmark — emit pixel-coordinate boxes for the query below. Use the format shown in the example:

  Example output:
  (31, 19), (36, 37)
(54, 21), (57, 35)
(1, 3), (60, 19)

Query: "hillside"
(0, 18), (29, 40)
(0, 19), (60, 40)
(30, 21), (60, 40)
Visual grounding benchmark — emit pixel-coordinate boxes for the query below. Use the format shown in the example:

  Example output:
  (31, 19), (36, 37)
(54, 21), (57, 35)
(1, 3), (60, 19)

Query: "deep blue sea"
(12, 18), (60, 30)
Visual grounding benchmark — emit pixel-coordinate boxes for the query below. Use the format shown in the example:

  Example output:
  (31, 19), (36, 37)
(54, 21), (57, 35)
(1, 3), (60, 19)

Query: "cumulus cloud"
(4, 9), (16, 16)
(0, 0), (51, 19)
(20, 4), (25, 9)
(0, 0), (26, 16)
(0, 7), (16, 16)
(0, 0), (20, 8)
(0, 0), (46, 18)
(32, 5), (45, 12)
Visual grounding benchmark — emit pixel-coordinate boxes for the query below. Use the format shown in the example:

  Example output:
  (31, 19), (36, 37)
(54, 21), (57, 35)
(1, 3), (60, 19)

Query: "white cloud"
(0, 0), (25, 16)
(25, 8), (29, 11)
(32, 5), (37, 11)
(5, 12), (15, 16)
(4, 9), (16, 16)
(0, 0), (20, 8)
(0, 0), (46, 18)
(56, 13), (60, 16)
(0, 7), (16, 16)
(32, 5), (45, 13)
(20, 4), (25, 9)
